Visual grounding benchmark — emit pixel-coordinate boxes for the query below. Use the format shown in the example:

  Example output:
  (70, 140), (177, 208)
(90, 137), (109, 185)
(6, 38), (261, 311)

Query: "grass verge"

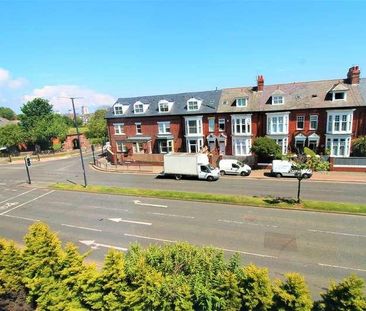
(51, 183), (366, 215)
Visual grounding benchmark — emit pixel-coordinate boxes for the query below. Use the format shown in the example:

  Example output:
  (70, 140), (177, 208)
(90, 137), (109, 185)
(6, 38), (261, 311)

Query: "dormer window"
(158, 100), (173, 113)
(236, 97), (248, 107)
(332, 91), (346, 101)
(187, 98), (202, 111)
(134, 103), (143, 113)
(272, 96), (284, 105)
(114, 105), (123, 115)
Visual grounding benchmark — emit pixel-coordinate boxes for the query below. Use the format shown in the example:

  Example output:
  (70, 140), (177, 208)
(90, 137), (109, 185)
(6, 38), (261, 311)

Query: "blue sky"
(0, 0), (365, 113)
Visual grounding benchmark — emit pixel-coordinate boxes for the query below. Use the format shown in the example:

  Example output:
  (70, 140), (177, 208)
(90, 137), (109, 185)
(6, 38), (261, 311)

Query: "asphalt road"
(0, 182), (365, 298)
(1, 154), (366, 203)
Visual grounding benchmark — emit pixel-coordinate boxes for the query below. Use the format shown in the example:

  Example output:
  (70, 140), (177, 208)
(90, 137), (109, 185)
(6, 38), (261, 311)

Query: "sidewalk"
(92, 162), (366, 184)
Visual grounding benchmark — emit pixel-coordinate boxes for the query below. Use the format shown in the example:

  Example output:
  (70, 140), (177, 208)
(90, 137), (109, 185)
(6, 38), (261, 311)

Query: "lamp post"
(70, 97), (88, 187)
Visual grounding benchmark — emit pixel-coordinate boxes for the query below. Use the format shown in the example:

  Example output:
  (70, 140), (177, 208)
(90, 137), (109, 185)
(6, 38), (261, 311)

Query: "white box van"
(271, 160), (312, 178)
(219, 159), (251, 176)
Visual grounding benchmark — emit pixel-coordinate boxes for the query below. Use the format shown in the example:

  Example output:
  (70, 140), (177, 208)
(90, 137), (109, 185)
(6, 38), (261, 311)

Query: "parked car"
(219, 159), (251, 176)
(160, 153), (220, 181)
(271, 160), (312, 178)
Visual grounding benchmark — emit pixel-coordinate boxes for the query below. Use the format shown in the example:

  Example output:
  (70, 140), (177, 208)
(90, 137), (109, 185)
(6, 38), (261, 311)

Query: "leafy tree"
(314, 275), (366, 311)
(62, 114), (83, 127)
(251, 137), (282, 162)
(237, 264), (273, 311)
(0, 124), (26, 148)
(19, 98), (53, 131)
(352, 136), (366, 156)
(86, 109), (107, 145)
(272, 273), (313, 311)
(0, 106), (17, 120)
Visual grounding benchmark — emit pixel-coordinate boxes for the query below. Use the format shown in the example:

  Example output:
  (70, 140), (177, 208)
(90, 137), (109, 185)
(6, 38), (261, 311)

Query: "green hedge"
(0, 223), (365, 310)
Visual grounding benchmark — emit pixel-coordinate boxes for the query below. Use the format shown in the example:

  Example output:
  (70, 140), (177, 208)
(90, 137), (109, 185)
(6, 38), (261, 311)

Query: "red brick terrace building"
(106, 66), (366, 163)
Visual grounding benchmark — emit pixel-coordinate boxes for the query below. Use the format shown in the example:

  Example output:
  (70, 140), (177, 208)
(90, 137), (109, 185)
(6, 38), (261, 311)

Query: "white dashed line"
(149, 212), (195, 219)
(0, 190), (55, 215)
(216, 247), (278, 259)
(0, 188), (37, 204)
(218, 219), (278, 228)
(61, 224), (102, 232)
(318, 263), (366, 273)
(4, 214), (39, 222)
(308, 229), (366, 238)
(124, 233), (176, 243)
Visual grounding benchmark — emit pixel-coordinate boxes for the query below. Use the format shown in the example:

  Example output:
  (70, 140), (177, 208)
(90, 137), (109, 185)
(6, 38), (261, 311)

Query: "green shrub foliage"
(0, 223), (365, 310)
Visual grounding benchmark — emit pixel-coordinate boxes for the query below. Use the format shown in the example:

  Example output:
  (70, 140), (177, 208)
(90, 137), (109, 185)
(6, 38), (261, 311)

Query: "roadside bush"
(352, 136), (366, 156)
(251, 136), (282, 162)
(272, 273), (313, 311)
(52, 142), (62, 152)
(314, 275), (366, 311)
(1, 223), (366, 310)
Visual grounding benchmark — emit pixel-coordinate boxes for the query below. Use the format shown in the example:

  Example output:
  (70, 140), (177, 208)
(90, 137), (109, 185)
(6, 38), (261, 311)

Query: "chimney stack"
(257, 75), (264, 91)
(347, 66), (360, 84)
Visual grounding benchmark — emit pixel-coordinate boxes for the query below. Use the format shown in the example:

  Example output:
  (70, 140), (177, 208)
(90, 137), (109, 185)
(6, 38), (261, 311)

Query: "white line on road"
(0, 190), (55, 216)
(4, 214), (39, 222)
(218, 219), (278, 228)
(79, 240), (127, 251)
(217, 247), (278, 259)
(0, 188), (37, 204)
(149, 212), (195, 219)
(108, 218), (152, 226)
(308, 229), (366, 238)
(62, 224), (102, 232)
(318, 263), (366, 273)
(124, 233), (176, 243)
(133, 200), (168, 208)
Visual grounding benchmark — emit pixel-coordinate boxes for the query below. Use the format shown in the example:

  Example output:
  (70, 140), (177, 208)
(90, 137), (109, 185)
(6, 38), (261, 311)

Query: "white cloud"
(0, 68), (27, 89)
(22, 85), (116, 113)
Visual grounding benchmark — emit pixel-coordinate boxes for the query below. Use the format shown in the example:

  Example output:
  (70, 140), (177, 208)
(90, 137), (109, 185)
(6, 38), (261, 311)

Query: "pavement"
(93, 160), (366, 184)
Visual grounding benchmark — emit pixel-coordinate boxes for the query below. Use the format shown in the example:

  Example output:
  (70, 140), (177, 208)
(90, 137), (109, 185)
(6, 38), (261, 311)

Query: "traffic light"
(26, 157), (32, 167)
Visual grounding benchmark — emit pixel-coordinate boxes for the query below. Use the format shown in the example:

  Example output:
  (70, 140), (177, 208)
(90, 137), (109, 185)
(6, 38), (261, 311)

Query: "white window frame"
(186, 138), (203, 153)
(187, 98), (202, 111)
(296, 115), (305, 130)
(232, 138), (252, 156)
(266, 112), (290, 135)
(134, 101), (146, 114)
(326, 110), (354, 134)
(236, 97), (248, 107)
(159, 140), (173, 153)
(114, 104), (123, 115)
(113, 123), (124, 135)
(208, 117), (215, 132)
(159, 102), (169, 112)
(218, 118), (225, 132)
(158, 121), (171, 134)
(332, 91), (347, 101)
(184, 116), (203, 136)
(309, 115), (318, 130)
(135, 122), (142, 135)
(231, 114), (252, 135)
(116, 141), (126, 152)
(326, 136), (351, 157)
(272, 95), (284, 105)
(133, 142), (144, 154)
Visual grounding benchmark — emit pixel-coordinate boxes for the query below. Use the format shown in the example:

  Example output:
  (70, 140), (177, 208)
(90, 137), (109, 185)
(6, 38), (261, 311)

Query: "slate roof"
(218, 78), (365, 113)
(106, 90), (222, 119)
(359, 78), (366, 103)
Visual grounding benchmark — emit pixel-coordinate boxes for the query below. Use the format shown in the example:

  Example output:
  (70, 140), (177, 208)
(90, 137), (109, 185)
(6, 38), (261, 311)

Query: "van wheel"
(220, 170), (225, 176)
(207, 176), (214, 181)
(275, 173), (282, 178)
(240, 171), (246, 176)
(175, 174), (182, 180)
(302, 174), (310, 179)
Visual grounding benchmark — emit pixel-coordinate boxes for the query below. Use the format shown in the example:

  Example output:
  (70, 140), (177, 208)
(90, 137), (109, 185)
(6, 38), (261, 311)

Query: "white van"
(219, 159), (251, 176)
(271, 160), (312, 178)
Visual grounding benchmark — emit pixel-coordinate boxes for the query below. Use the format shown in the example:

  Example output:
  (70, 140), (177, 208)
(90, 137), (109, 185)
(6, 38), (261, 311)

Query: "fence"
(94, 159), (159, 173)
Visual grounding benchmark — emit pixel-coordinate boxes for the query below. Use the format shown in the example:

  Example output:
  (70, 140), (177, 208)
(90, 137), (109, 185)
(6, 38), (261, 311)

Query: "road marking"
(308, 229), (366, 238)
(0, 190), (55, 215)
(318, 263), (366, 273)
(216, 247), (278, 259)
(133, 200), (167, 208)
(124, 233), (176, 243)
(62, 224), (102, 232)
(218, 219), (278, 228)
(87, 206), (129, 212)
(79, 240), (127, 251)
(3, 214), (39, 222)
(0, 202), (18, 210)
(0, 182), (6, 186)
(0, 188), (37, 204)
(124, 233), (277, 259)
(108, 218), (152, 226)
(149, 212), (195, 219)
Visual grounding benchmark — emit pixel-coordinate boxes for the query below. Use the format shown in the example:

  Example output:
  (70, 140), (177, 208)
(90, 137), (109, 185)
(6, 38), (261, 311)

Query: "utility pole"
(70, 97), (88, 187)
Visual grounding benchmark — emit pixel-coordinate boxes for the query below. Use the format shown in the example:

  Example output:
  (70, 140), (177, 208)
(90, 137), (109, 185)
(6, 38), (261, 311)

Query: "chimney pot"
(347, 65), (360, 84)
(257, 75), (264, 91)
